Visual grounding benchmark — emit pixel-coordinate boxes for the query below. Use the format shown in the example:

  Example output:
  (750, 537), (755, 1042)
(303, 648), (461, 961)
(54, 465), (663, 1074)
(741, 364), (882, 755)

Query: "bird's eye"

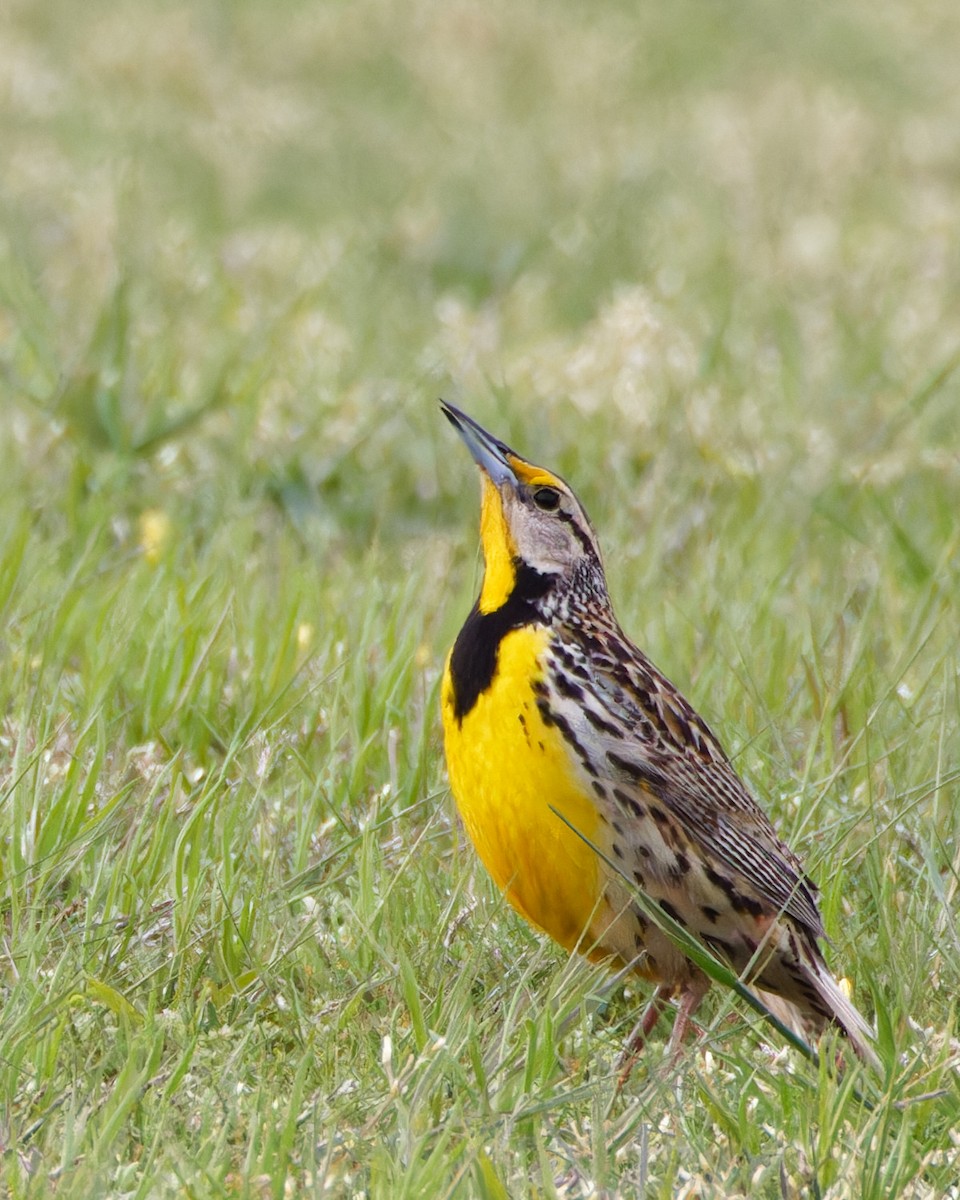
(532, 486), (562, 512)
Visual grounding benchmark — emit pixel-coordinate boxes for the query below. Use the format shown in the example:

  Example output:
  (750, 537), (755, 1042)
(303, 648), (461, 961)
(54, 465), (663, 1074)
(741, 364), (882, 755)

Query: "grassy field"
(2, 0), (960, 1195)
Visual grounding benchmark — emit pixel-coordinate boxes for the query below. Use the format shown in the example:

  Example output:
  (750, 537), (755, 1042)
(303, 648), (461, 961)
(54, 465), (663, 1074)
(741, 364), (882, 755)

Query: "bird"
(439, 400), (877, 1070)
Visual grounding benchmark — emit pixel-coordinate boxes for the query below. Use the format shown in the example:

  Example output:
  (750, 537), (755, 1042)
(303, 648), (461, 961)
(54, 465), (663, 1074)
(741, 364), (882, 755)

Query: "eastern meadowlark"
(440, 401), (877, 1068)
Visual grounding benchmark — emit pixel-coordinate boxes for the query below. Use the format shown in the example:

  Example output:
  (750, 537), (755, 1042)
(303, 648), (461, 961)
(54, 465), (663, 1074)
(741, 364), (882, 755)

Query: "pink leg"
(666, 983), (707, 1059)
(617, 981), (710, 1089)
(616, 986), (672, 1089)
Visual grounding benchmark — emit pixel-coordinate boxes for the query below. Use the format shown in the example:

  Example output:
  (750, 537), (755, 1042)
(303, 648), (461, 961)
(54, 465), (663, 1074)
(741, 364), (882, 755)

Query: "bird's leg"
(666, 982), (708, 1059)
(617, 979), (711, 1090)
(615, 986), (672, 1089)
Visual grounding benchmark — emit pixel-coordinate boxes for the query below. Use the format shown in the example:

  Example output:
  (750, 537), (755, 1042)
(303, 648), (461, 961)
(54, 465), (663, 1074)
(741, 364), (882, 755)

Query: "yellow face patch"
(507, 457), (563, 490)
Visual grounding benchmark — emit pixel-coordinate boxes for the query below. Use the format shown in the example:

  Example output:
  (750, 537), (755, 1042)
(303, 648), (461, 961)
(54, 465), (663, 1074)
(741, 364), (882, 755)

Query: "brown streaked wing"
(587, 644), (827, 940)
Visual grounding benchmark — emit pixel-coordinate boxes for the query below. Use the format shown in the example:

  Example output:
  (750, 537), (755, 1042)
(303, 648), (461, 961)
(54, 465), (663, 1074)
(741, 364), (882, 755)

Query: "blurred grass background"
(1, 0), (959, 1196)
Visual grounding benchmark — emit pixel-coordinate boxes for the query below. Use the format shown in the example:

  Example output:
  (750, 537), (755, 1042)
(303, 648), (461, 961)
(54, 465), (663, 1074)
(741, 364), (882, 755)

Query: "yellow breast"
(441, 625), (608, 955)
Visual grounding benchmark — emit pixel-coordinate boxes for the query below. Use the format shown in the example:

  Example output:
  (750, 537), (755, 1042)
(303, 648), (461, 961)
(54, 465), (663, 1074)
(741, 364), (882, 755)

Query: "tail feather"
(810, 965), (880, 1071)
(758, 967), (879, 1071)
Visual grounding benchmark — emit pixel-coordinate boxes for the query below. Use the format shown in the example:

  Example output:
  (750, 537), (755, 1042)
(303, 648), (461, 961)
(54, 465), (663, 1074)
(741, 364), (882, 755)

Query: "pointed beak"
(440, 401), (519, 488)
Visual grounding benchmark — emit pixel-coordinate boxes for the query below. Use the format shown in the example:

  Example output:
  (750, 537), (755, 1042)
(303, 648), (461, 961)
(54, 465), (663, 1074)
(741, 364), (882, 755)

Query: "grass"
(1, 0), (960, 1194)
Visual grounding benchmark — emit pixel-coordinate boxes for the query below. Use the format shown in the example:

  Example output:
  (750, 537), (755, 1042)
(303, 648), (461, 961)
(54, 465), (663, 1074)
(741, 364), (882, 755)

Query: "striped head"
(441, 402), (608, 616)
